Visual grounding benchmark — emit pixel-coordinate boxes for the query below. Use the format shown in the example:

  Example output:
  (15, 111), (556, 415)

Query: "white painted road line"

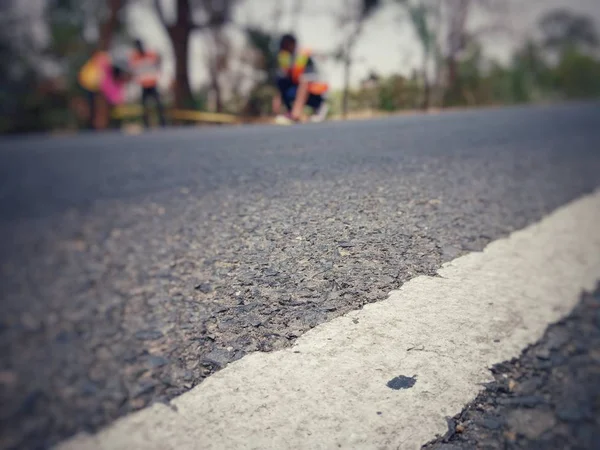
(60, 190), (600, 450)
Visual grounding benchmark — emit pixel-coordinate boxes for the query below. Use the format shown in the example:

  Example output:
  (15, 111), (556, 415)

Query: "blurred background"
(1, 0), (599, 133)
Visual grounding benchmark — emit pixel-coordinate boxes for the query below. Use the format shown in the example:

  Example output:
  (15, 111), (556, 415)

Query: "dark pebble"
(235, 304), (257, 313)
(387, 375), (417, 390)
(545, 328), (570, 350)
(482, 381), (509, 394)
(134, 330), (163, 341)
(535, 349), (551, 360)
(202, 348), (232, 368)
(122, 349), (142, 363)
(574, 423), (597, 447)
(496, 396), (546, 407)
(556, 406), (593, 422)
(490, 361), (513, 374)
(550, 353), (567, 366)
(132, 380), (157, 398)
(147, 356), (169, 368)
(479, 417), (504, 430)
(55, 331), (72, 344)
(516, 377), (544, 394)
(18, 390), (44, 415)
(194, 283), (212, 294)
(81, 381), (99, 396)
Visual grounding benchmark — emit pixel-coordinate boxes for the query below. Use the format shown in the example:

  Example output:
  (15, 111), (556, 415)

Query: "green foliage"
(378, 75), (413, 110)
(327, 74), (421, 114)
(46, 0), (88, 55)
(540, 9), (599, 54)
(244, 84), (278, 117)
(507, 40), (552, 103)
(45, 0), (128, 90)
(554, 47), (600, 99)
(245, 27), (278, 82)
(241, 27), (280, 116)
(0, 1), (47, 133)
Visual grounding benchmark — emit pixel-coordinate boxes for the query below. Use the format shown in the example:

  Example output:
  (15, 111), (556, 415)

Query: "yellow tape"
(112, 105), (143, 118)
(168, 110), (238, 124)
(111, 106), (239, 124)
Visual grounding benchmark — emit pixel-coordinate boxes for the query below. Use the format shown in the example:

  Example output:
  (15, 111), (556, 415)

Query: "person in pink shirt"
(100, 63), (127, 106)
(79, 51), (130, 129)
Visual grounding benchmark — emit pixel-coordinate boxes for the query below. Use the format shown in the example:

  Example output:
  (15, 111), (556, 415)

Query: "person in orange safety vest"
(273, 33), (329, 124)
(130, 39), (166, 128)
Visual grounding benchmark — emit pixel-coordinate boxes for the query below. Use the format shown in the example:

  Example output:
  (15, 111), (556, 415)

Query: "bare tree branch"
(153, 0), (167, 27)
(98, 0), (124, 51)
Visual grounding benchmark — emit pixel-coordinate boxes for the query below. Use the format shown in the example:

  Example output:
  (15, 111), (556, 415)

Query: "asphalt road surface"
(1, 102), (599, 449)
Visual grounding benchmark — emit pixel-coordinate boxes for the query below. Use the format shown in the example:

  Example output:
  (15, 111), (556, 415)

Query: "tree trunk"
(444, 55), (462, 106)
(213, 82), (223, 112)
(169, 25), (193, 109)
(447, 56), (458, 87)
(422, 49), (430, 110)
(159, 0), (194, 110)
(443, 0), (470, 106)
(94, 0), (123, 129)
(342, 58), (351, 119)
(98, 0), (123, 51)
(422, 77), (430, 110)
(207, 28), (226, 113)
(207, 65), (223, 112)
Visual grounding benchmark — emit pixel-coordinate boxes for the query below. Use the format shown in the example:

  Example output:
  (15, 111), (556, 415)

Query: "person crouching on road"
(130, 39), (166, 128)
(273, 33), (329, 124)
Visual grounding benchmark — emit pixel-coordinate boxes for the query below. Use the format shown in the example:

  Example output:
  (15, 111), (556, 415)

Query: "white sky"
(126, 0), (600, 91)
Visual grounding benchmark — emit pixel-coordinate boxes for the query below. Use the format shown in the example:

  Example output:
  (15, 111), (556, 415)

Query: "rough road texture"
(423, 283), (600, 450)
(1, 103), (599, 449)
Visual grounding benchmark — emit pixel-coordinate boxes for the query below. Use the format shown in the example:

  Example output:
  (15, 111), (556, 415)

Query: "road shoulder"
(423, 283), (600, 450)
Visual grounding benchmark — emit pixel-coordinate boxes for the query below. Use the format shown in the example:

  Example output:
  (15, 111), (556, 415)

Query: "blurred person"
(78, 51), (110, 129)
(130, 39), (166, 128)
(78, 51), (129, 129)
(274, 33), (329, 124)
